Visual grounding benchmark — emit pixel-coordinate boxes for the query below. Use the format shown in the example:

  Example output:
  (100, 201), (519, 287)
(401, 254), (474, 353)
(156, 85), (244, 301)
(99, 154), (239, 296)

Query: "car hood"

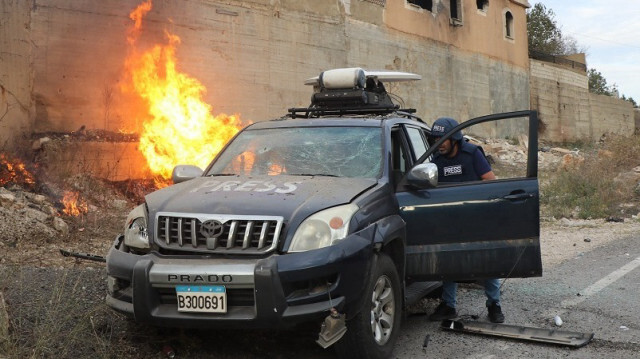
(145, 175), (377, 220)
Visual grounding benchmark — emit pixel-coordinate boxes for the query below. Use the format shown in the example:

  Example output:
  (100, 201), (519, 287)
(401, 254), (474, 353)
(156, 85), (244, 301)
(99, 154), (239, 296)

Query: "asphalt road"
(395, 232), (640, 358)
(4, 232), (639, 358)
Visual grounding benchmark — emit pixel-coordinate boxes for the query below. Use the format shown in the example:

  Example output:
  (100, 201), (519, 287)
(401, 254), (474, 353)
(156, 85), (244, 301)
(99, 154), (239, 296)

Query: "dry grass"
(541, 134), (640, 219)
(0, 267), (125, 359)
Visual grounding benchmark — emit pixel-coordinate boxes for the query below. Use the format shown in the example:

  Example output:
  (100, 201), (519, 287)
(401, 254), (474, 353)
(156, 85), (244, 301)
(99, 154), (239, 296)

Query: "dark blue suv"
(106, 68), (542, 359)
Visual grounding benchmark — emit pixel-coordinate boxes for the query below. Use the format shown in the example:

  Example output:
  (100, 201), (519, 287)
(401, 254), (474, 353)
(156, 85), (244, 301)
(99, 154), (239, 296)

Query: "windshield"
(207, 126), (382, 178)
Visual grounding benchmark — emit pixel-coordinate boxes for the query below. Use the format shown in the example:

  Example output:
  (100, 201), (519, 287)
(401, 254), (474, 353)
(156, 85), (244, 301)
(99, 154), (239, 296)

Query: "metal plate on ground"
(441, 320), (594, 348)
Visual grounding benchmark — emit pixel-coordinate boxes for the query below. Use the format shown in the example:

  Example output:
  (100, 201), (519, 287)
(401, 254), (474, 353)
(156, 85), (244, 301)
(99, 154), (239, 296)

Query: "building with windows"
(2, 0), (532, 149)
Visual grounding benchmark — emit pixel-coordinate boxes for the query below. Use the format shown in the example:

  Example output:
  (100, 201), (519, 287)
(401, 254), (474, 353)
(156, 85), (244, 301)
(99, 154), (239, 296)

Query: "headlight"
(124, 204), (149, 249)
(289, 203), (359, 252)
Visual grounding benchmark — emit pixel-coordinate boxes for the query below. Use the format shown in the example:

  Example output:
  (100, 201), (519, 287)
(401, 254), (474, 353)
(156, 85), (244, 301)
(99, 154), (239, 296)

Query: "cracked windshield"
(208, 126), (382, 178)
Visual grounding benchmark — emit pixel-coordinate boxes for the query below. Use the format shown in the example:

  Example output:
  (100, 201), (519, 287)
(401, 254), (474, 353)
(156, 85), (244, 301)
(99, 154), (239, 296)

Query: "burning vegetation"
(61, 191), (89, 216)
(123, 0), (246, 181)
(0, 153), (36, 190)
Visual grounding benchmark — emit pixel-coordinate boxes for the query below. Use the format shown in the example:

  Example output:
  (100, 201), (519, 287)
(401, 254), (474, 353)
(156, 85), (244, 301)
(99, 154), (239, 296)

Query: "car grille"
(156, 213), (284, 254)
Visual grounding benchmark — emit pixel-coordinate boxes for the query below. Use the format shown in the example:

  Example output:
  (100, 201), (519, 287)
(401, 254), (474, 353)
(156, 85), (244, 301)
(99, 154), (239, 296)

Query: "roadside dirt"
(540, 218), (640, 268)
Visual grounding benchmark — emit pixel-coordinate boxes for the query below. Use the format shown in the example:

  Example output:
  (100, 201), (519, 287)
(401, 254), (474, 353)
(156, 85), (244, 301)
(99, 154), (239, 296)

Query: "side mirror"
(407, 163), (438, 188)
(171, 165), (203, 184)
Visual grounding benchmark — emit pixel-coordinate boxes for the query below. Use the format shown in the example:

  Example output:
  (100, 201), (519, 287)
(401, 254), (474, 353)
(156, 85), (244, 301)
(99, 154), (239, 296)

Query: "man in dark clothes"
(427, 117), (505, 324)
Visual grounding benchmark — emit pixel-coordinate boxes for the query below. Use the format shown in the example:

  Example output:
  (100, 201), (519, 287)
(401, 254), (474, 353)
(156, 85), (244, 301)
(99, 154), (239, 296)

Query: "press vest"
(432, 141), (484, 183)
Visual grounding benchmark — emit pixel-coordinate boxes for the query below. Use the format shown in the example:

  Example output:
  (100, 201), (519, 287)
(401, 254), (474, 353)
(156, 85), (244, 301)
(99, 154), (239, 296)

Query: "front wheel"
(334, 253), (402, 359)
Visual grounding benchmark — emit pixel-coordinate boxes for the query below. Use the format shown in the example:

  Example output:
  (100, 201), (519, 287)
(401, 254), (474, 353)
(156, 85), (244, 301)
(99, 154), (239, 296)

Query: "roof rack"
(287, 106), (417, 118)
(287, 68), (422, 119)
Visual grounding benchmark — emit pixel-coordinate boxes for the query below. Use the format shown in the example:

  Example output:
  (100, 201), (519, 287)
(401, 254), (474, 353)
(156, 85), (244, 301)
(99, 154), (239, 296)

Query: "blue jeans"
(441, 279), (501, 308)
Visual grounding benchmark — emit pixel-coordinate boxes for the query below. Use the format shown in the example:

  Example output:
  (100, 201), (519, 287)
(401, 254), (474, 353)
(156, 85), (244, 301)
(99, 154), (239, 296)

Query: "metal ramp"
(441, 319), (594, 348)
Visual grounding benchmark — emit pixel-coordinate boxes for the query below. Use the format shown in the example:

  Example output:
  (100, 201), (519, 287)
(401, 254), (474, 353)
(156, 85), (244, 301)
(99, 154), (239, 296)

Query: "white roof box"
(305, 67), (421, 89)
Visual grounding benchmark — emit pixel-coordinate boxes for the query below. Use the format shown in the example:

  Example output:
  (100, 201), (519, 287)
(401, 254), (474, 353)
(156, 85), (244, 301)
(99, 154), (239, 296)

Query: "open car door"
(397, 111), (542, 281)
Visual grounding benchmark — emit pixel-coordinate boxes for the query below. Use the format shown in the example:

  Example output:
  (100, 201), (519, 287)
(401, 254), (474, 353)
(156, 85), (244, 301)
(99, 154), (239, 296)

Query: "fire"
(123, 0), (244, 181)
(61, 191), (88, 216)
(268, 163), (285, 175)
(0, 153), (36, 188)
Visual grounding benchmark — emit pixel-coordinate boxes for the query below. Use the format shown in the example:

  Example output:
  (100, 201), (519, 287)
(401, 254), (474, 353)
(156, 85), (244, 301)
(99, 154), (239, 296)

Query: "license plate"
(176, 285), (227, 313)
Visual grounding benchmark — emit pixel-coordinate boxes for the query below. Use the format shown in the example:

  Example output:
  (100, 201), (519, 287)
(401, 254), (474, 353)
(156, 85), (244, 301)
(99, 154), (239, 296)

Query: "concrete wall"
(0, 0), (35, 150)
(23, 0), (529, 135)
(530, 59), (634, 142)
(42, 141), (151, 181)
(5, 0), (534, 179)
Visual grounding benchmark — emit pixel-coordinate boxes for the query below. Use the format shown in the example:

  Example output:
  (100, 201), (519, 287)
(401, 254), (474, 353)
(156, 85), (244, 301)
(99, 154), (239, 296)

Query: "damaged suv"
(106, 68), (542, 358)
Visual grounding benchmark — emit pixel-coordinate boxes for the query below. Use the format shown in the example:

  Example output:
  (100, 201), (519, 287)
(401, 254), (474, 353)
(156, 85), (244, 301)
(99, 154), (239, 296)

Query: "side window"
(391, 127), (411, 185)
(408, 0), (432, 12)
(450, 0), (463, 25)
(504, 10), (514, 39)
(476, 0), (488, 12)
(405, 126), (429, 162)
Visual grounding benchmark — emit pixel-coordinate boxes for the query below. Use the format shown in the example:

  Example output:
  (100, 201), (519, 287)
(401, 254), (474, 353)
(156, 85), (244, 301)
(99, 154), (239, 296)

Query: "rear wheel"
(334, 253), (402, 359)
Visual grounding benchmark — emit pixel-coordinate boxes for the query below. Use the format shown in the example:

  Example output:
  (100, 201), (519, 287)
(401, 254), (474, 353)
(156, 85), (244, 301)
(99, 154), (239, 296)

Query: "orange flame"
(61, 191), (88, 216)
(0, 153), (36, 187)
(123, 0), (244, 181)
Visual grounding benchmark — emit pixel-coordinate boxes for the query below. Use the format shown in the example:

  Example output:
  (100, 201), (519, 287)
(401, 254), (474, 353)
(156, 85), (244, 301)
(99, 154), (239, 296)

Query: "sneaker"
(429, 302), (457, 321)
(487, 303), (505, 323)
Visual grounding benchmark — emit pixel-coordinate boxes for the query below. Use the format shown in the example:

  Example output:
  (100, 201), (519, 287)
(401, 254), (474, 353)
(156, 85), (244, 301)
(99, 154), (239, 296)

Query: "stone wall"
(530, 59), (635, 142)
(41, 141), (151, 181)
(0, 0), (35, 150)
(24, 0), (529, 134)
(5, 0), (532, 178)
(6, 0), (636, 180)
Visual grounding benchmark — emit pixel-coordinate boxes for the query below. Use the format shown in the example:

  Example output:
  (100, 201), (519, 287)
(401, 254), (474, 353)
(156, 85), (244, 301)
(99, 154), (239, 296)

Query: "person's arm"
(472, 148), (495, 181)
(480, 170), (496, 181)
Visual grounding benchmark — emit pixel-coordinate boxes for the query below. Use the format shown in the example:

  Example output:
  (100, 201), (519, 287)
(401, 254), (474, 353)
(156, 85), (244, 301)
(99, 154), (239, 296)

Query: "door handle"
(503, 193), (534, 201)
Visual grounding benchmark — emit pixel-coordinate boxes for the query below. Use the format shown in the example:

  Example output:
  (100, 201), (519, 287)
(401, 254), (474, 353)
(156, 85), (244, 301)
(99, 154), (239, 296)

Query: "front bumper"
(105, 225), (375, 329)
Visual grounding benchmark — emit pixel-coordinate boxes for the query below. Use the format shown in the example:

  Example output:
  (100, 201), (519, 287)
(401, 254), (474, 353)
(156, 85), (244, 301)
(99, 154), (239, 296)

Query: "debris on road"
(422, 334), (430, 350)
(162, 344), (176, 358)
(440, 319), (594, 348)
(554, 315), (563, 327)
(59, 249), (106, 263)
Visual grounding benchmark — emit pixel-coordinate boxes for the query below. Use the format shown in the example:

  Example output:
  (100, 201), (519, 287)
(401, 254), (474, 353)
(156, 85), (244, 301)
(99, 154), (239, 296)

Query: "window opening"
(408, 0), (432, 12)
(505, 11), (514, 38)
(391, 128), (411, 185)
(450, 0), (462, 21)
(405, 127), (428, 161)
(476, 0), (488, 11)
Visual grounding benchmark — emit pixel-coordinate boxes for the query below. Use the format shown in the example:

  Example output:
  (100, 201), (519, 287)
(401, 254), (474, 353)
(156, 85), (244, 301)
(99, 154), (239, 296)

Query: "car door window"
(391, 127), (412, 185)
(405, 126), (429, 162)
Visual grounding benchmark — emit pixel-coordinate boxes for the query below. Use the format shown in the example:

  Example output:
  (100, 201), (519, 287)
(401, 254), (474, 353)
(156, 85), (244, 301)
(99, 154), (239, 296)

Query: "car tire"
(334, 253), (402, 359)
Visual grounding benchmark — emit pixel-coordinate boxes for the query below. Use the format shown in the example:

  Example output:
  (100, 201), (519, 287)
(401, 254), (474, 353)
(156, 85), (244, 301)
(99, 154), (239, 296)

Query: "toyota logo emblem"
(200, 220), (225, 238)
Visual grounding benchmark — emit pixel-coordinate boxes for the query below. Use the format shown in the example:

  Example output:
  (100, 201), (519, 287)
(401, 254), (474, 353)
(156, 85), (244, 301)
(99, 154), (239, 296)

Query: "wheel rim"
(369, 274), (395, 346)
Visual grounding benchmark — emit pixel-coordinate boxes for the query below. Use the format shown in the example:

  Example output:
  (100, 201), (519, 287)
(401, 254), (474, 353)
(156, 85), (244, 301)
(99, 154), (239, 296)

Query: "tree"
(527, 3), (587, 55)
(588, 68), (612, 96)
(621, 95), (638, 108)
(527, 3), (564, 55)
